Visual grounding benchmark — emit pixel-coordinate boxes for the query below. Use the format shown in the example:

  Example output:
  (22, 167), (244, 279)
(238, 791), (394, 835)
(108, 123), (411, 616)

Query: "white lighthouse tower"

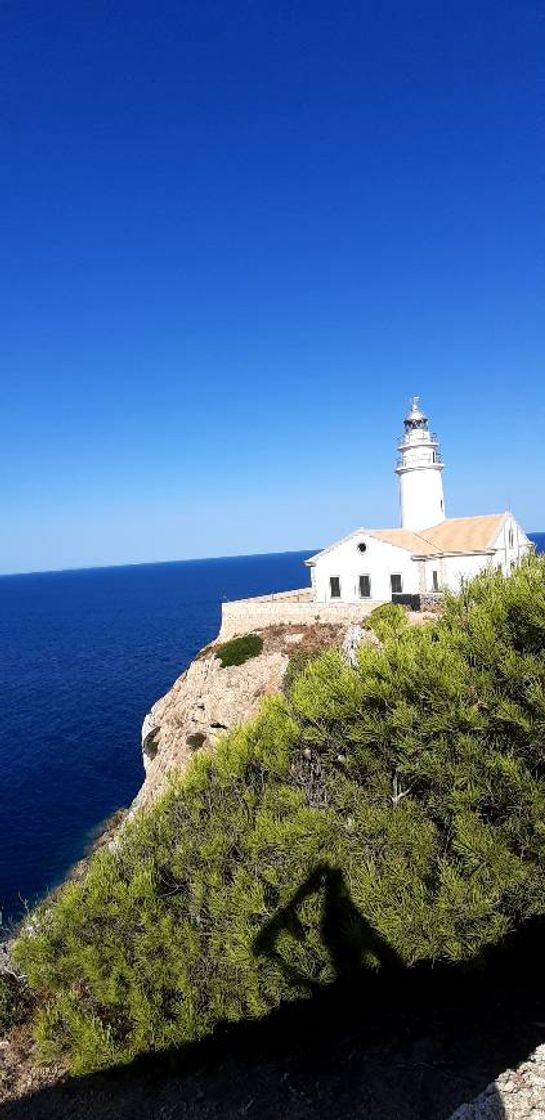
(395, 397), (445, 531)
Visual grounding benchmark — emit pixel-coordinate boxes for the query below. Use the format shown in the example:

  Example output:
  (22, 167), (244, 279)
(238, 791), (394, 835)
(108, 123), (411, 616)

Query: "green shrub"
(282, 648), (320, 695)
(215, 633), (264, 668)
(364, 601), (409, 639)
(13, 556), (545, 1074)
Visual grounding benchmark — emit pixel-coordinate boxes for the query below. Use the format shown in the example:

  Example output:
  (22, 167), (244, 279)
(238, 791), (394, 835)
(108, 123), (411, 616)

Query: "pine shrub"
(13, 556), (545, 1073)
(364, 601), (409, 639)
(282, 648), (320, 695)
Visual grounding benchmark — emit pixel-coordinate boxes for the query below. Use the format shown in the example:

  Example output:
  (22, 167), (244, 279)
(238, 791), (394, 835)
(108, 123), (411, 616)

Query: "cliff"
(132, 606), (428, 817)
(132, 622), (350, 814)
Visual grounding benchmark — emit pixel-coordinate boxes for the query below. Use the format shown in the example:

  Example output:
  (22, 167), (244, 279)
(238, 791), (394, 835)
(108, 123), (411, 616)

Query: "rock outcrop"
(341, 623), (381, 667)
(132, 622), (348, 815)
(449, 1044), (545, 1119)
(134, 647), (289, 813)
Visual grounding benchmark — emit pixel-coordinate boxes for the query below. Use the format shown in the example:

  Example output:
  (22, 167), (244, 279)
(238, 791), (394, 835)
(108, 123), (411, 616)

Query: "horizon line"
(0, 547), (320, 580)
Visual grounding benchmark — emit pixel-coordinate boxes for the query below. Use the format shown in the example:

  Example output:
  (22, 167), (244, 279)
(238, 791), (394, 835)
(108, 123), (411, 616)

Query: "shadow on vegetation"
(6, 865), (545, 1119)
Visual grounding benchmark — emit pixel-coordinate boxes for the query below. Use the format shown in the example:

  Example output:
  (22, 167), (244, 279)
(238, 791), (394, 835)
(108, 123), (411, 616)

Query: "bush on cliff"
(13, 555), (545, 1074)
(215, 633), (264, 668)
(282, 647), (320, 695)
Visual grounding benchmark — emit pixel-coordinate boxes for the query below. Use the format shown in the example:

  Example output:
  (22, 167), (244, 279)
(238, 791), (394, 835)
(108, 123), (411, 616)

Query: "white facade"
(309, 529), (418, 604)
(306, 399), (532, 604)
(396, 397), (445, 531)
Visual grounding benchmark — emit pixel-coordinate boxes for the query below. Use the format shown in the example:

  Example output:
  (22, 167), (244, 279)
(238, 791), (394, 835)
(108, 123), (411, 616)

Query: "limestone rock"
(341, 624), (381, 667)
(0, 941), (13, 975)
(132, 648), (289, 814)
(449, 1044), (545, 1119)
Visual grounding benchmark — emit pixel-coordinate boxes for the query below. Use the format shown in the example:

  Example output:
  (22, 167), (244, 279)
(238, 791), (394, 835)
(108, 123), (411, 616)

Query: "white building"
(306, 397), (532, 605)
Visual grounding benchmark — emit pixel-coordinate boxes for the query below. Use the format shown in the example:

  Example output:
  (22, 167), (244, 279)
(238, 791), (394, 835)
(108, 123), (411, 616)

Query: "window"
(390, 573), (403, 595)
(359, 574), (371, 598)
(329, 576), (341, 599)
(432, 570), (439, 591)
(357, 541), (367, 553)
(509, 528), (514, 548)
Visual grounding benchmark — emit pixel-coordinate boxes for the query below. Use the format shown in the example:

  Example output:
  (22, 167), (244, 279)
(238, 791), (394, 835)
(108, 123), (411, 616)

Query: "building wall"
(491, 514), (533, 574)
(310, 532), (419, 603)
(429, 552), (494, 591)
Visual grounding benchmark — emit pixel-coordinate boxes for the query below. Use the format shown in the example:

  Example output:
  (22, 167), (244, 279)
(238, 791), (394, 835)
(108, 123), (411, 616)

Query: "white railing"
(398, 430), (439, 447)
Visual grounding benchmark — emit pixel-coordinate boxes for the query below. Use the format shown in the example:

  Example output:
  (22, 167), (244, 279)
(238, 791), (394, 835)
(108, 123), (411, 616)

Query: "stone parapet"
(219, 589), (384, 641)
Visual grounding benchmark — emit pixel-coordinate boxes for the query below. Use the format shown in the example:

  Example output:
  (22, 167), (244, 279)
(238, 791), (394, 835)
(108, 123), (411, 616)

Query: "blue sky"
(1, 1), (543, 573)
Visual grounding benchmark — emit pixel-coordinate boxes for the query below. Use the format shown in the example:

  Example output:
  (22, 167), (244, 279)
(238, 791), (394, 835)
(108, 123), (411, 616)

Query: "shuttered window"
(359, 575), (371, 598)
(329, 576), (341, 598)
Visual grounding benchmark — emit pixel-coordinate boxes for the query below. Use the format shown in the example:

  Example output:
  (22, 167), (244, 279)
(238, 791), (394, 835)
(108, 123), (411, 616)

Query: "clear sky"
(1, 1), (543, 574)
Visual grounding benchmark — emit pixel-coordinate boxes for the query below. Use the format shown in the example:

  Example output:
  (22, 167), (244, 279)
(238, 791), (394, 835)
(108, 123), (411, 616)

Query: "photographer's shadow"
(253, 862), (402, 991)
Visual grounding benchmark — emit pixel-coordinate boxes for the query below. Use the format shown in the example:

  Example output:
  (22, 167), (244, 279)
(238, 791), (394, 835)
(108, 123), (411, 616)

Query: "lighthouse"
(304, 395), (530, 605)
(395, 397), (445, 531)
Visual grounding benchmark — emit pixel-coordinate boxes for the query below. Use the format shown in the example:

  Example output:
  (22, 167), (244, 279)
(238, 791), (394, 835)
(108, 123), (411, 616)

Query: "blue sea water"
(0, 551), (314, 923)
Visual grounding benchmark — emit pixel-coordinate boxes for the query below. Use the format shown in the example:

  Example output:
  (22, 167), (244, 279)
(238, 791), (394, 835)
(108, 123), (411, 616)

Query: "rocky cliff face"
(132, 623), (347, 815)
(134, 647), (288, 813)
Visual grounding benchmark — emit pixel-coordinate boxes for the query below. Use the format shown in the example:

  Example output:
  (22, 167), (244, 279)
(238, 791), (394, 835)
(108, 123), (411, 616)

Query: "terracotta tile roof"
(367, 528), (442, 554)
(306, 514), (508, 564)
(371, 514), (507, 556)
(415, 513), (507, 555)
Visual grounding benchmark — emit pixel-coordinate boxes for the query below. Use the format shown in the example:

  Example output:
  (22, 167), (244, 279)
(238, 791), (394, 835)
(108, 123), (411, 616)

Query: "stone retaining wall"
(219, 590), (385, 641)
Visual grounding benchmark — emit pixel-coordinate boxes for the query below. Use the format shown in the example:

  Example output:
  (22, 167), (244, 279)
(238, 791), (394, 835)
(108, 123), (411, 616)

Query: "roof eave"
(412, 548), (497, 559)
(304, 527), (370, 566)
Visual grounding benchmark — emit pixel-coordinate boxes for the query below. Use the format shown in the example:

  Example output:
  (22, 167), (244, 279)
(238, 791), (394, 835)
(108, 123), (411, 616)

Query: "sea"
(0, 551), (314, 924)
(1, 538), (544, 926)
